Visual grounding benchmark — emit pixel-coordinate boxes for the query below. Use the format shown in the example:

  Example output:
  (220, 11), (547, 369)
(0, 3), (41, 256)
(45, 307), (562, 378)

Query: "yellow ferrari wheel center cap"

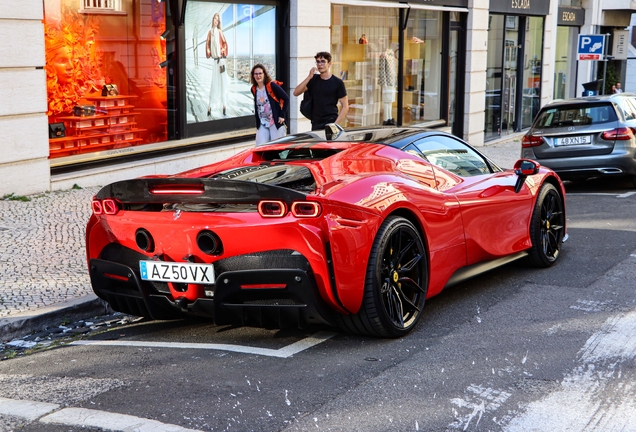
(546, 221), (550, 229)
(392, 271), (399, 283)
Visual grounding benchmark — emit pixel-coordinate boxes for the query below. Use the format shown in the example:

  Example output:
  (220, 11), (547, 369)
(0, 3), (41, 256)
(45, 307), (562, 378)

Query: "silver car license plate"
(555, 135), (591, 146)
(140, 260), (215, 284)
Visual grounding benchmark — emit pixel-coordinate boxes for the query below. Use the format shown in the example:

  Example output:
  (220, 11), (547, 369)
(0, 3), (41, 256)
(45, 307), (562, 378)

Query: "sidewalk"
(0, 133), (524, 343)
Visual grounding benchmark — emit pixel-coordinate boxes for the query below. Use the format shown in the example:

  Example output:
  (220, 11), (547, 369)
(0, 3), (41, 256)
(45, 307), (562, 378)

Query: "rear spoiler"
(95, 178), (308, 205)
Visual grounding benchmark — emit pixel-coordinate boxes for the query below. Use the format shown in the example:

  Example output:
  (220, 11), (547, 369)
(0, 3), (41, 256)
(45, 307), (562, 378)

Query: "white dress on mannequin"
(379, 48), (397, 123)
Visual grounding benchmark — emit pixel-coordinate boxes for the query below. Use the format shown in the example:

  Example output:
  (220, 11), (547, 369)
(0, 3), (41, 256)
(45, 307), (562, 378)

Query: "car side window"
(413, 135), (491, 177)
(622, 98), (636, 120)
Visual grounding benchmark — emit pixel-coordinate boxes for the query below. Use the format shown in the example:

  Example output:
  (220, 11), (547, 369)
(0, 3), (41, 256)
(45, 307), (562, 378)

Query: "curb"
(0, 295), (112, 343)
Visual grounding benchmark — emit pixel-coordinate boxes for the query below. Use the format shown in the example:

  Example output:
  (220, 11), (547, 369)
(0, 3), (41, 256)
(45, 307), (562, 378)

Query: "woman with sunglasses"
(250, 64), (289, 146)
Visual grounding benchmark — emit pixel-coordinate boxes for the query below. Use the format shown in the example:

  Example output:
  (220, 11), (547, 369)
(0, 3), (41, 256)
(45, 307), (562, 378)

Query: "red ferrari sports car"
(87, 126), (567, 337)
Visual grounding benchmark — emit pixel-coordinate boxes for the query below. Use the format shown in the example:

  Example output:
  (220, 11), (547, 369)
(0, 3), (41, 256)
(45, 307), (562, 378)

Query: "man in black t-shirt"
(293, 51), (349, 131)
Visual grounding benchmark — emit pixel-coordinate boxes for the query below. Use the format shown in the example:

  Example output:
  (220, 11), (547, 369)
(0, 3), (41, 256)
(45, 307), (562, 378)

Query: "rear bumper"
(522, 149), (636, 179)
(89, 249), (336, 328)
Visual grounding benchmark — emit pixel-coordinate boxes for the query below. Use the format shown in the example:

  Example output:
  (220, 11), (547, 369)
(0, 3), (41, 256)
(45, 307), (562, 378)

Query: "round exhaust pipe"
(135, 228), (154, 253)
(197, 230), (222, 255)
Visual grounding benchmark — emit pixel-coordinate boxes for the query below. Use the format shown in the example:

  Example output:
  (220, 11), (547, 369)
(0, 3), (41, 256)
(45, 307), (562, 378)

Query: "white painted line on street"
(72, 331), (337, 358)
(40, 407), (201, 431)
(0, 397), (59, 421)
(617, 191), (636, 198)
(504, 310), (636, 431)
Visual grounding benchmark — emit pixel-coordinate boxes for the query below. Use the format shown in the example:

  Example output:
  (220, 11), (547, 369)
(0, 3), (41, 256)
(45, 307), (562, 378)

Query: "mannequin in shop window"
(378, 42), (397, 125)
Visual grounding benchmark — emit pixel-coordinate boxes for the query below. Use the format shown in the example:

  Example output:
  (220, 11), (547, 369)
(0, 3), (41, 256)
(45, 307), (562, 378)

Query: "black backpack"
(300, 91), (313, 120)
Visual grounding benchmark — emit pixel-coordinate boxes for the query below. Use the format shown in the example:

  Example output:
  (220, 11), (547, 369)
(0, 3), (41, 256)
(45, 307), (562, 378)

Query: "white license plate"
(555, 135), (591, 146)
(140, 261), (215, 284)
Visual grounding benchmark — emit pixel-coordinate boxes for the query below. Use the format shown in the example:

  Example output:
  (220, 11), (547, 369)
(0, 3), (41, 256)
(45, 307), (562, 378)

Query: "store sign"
(578, 34), (605, 61)
(557, 6), (584, 26)
(612, 30), (629, 60)
(489, 0), (550, 15)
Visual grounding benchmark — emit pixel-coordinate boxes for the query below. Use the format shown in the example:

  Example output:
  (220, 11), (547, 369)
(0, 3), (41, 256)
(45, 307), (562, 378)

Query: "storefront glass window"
(403, 9), (443, 126)
(485, 15), (505, 140)
(44, 0), (171, 159)
(559, 0), (581, 6)
(184, 3), (277, 123)
(330, 5), (443, 127)
(554, 26), (578, 100)
(521, 16), (544, 129)
(330, 5), (400, 127)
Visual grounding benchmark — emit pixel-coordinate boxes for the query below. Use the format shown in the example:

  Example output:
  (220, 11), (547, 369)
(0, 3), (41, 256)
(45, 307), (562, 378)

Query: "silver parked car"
(521, 93), (636, 187)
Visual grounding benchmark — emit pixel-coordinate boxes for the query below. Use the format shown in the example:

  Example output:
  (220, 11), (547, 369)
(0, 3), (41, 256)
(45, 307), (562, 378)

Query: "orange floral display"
(44, 7), (105, 117)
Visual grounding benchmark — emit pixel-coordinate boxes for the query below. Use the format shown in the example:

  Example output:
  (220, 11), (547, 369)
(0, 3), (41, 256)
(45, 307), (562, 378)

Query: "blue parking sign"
(578, 34), (605, 60)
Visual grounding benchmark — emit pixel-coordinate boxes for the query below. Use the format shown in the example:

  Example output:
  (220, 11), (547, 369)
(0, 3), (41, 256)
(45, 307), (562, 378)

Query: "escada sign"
(557, 6), (584, 26)
(490, 0), (549, 15)
(511, 0), (530, 9)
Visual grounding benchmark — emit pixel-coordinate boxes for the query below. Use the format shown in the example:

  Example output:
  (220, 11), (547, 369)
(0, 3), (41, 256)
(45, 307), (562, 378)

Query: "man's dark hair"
(315, 51), (332, 63)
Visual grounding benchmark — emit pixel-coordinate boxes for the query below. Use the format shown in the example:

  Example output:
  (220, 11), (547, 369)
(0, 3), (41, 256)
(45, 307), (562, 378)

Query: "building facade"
(1, 0), (635, 196)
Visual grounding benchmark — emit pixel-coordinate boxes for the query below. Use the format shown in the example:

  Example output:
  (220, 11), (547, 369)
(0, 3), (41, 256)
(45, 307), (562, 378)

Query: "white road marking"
(504, 310), (636, 431)
(0, 397), (58, 421)
(41, 407), (201, 431)
(71, 331), (337, 358)
(567, 192), (636, 198)
(617, 191), (636, 198)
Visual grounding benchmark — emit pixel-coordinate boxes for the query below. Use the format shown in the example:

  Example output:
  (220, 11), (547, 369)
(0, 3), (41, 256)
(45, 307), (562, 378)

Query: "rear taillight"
(258, 200), (287, 218)
(91, 199), (103, 215)
(522, 135), (544, 148)
(91, 198), (119, 215)
(601, 127), (636, 141)
(291, 201), (322, 218)
(256, 200), (322, 218)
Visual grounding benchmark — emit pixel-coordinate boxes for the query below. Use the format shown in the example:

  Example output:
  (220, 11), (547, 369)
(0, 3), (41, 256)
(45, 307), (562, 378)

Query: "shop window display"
(44, 0), (168, 159)
(330, 5), (442, 128)
(184, 2), (278, 124)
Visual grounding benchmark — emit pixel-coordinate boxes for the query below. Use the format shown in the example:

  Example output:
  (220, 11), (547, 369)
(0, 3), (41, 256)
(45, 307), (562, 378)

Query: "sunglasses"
(315, 60), (328, 64)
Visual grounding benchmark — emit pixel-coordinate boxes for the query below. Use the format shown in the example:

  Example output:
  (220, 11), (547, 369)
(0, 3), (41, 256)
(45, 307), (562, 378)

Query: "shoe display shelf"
(49, 95), (146, 158)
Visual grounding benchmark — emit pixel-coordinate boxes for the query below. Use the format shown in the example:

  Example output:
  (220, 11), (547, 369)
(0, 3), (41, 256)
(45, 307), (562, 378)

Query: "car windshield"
(534, 103), (618, 129)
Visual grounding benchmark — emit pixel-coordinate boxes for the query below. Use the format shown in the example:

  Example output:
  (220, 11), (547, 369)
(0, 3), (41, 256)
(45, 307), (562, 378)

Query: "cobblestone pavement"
(0, 134), (523, 327)
(0, 186), (100, 319)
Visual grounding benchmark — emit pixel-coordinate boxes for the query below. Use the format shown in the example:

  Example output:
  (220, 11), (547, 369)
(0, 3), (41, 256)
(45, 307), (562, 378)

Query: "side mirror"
(325, 123), (344, 140)
(514, 159), (540, 176)
(513, 159), (540, 193)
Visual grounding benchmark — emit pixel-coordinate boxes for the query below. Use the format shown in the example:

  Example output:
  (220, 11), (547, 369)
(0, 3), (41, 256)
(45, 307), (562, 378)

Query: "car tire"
(525, 183), (565, 268)
(335, 216), (428, 338)
(631, 175), (636, 189)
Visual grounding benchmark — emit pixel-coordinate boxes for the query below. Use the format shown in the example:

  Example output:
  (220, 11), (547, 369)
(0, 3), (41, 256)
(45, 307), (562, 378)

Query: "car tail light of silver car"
(601, 127), (636, 141)
(92, 198), (119, 215)
(521, 135), (545, 148)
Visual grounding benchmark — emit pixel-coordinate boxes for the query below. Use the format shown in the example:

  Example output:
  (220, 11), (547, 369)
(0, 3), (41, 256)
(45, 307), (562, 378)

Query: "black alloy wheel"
(335, 216), (428, 337)
(526, 183), (565, 267)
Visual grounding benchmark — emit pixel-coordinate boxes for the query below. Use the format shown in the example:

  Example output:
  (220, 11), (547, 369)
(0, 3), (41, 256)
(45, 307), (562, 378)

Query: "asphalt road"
(1, 177), (636, 432)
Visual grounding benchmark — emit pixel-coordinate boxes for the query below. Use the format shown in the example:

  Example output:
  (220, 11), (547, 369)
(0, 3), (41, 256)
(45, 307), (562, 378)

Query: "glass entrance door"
(502, 17), (519, 134)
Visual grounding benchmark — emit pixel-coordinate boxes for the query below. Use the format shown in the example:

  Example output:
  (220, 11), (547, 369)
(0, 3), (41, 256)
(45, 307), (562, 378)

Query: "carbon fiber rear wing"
(95, 178), (308, 205)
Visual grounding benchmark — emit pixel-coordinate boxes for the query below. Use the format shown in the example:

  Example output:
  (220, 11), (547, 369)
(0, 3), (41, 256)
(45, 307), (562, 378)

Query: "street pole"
(602, 34), (611, 95)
